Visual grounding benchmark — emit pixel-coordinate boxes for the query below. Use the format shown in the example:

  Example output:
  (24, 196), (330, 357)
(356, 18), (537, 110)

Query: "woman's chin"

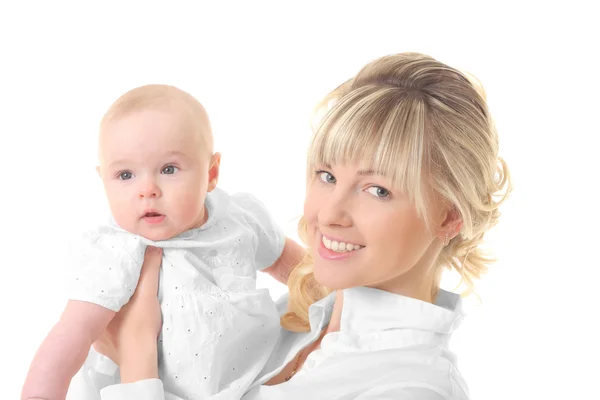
(313, 261), (355, 291)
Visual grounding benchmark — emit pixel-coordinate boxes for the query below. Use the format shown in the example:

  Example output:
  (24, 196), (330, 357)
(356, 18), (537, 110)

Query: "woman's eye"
(118, 171), (133, 180)
(318, 171), (336, 184)
(162, 165), (179, 174)
(367, 186), (390, 198)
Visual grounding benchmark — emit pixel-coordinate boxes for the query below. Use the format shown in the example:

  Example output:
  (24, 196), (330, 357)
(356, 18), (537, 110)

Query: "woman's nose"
(318, 189), (353, 228)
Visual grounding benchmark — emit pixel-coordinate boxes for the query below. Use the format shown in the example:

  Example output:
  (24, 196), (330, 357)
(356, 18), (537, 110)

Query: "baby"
(21, 85), (303, 400)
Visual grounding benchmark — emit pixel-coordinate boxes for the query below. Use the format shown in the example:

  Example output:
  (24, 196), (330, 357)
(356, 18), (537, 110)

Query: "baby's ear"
(95, 166), (101, 178)
(207, 152), (221, 192)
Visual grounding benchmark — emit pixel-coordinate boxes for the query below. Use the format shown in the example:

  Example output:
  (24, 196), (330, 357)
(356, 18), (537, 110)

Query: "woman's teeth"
(322, 236), (363, 252)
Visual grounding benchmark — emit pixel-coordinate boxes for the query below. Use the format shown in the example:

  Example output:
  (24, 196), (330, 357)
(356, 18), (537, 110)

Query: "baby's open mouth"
(142, 212), (165, 224)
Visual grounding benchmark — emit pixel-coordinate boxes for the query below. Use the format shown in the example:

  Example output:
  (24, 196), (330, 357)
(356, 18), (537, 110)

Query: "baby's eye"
(119, 171), (133, 180)
(366, 186), (390, 198)
(162, 165), (179, 174)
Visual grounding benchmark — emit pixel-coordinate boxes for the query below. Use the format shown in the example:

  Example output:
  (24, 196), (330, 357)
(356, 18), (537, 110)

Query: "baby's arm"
(262, 237), (305, 284)
(22, 300), (115, 400)
(231, 192), (305, 285)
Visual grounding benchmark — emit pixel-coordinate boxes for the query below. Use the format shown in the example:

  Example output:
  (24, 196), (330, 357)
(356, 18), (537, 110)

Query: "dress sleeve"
(231, 192), (286, 271)
(66, 226), (147, 312)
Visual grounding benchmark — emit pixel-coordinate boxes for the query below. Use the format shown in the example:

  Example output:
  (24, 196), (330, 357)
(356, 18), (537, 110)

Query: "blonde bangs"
(308, 85), (429, 219)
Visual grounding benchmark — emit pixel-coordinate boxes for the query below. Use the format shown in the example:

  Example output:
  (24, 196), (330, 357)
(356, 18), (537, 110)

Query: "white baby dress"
(66, 188), (285, 400)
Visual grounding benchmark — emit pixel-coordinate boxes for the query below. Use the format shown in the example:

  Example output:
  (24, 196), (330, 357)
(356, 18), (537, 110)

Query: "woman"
(96, 52), (511, 399)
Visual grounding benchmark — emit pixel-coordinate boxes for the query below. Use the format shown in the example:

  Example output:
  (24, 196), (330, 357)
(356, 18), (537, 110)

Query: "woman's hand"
(93, 246), (163, 382)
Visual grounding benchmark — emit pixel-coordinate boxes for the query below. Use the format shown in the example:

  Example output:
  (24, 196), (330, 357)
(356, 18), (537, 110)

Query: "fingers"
(136, 246), (163, 298)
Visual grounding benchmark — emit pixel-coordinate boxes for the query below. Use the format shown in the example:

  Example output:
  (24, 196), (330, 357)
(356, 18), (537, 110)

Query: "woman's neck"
(322, 290), (343, 335)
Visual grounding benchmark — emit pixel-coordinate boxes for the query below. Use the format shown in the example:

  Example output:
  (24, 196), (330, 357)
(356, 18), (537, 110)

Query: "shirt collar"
(308, 286), (465, 335)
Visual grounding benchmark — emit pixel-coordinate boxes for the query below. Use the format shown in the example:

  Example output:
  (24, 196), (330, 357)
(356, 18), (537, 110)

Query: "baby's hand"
(93, 246), (163, 365)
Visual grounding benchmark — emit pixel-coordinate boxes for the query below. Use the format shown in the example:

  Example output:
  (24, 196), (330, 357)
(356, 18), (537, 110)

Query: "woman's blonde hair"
(281, 52), (512, 332)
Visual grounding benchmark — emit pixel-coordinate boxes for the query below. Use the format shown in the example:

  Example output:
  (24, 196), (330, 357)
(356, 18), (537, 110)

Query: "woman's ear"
(96, 166), (101, 178)
(437, 205), (463, 244)
(207, 152), (221, 192)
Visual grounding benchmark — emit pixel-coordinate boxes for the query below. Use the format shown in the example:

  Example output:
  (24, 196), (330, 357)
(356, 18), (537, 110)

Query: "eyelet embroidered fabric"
(66, 188), (285, 399)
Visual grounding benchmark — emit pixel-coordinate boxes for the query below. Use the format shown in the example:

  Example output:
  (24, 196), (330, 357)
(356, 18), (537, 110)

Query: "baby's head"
(96, 84), (220, 241)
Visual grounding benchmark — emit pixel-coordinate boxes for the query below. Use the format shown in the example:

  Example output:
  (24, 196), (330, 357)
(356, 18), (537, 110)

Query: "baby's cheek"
(108, 198), (136, 230)
(113, 209), (135, 232)
(176, 191), (206, 220)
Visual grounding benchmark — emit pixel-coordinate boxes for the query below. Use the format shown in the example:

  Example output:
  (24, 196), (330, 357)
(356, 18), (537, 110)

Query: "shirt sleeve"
(100, 381), (454, 400)
(100, 379), (241, 400)
(66, 225), (147, 312)
(100, 379), (167, 400)
(355, 386), (452, 400)
(231, 192), (286, 271)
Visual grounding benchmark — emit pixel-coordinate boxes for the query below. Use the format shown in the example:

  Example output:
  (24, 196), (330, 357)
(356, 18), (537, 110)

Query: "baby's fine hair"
(100, 84), (213, 153)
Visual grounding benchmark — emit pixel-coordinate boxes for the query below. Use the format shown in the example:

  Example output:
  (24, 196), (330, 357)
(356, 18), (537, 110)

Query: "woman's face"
(303, 163), (447, 301)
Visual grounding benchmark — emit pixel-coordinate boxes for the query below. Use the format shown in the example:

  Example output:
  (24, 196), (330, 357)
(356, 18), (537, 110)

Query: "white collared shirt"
(101, 286), (470, 400)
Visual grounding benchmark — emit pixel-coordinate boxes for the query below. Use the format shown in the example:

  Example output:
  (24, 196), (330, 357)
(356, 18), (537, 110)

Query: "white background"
(1, 1), (598, 399)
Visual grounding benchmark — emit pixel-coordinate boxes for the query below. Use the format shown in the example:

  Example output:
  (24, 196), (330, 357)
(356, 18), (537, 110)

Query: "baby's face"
(98, 108), (217, 241)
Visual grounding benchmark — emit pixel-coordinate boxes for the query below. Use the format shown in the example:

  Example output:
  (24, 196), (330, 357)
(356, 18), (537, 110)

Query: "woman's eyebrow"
(357, 169), (387, 176)
(323, 163), (384, 176)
